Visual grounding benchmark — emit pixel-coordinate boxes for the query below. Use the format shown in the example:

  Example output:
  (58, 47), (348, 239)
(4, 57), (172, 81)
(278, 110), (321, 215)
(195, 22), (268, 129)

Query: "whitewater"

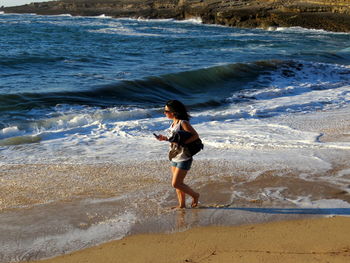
(0, 13), (350, 262)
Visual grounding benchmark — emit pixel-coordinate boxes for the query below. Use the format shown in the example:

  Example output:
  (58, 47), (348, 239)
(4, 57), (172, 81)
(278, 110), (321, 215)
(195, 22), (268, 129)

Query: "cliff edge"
(1, 0), (350, 32)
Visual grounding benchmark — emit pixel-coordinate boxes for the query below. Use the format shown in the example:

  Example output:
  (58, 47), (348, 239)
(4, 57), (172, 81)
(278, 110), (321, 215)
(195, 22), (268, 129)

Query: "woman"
(156, 100), (200, 209)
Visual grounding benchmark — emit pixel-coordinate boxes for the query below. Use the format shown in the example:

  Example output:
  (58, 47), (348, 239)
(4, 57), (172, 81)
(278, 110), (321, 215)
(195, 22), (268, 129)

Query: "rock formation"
(1, 0), (350, 32)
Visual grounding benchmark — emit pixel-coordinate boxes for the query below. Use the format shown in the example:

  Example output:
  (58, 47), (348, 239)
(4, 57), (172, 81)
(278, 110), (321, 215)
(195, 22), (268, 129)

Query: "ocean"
(1, 12), (350, 262)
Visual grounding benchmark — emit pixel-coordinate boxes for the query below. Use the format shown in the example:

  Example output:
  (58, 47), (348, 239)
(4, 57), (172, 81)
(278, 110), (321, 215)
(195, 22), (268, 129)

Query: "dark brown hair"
(166, 100), (191, 121)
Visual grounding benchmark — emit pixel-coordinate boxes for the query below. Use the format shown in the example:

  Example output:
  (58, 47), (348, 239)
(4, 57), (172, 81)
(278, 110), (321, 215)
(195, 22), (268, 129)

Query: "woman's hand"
(156, 134), (168, 141)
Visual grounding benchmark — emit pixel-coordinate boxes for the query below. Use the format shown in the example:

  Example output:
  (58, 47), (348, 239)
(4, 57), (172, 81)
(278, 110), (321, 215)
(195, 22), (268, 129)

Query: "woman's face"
(164, 106), (175, 119)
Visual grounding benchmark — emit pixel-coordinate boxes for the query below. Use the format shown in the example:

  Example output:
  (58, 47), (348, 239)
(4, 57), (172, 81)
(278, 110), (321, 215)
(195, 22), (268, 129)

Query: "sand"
(4, 106), (350, 263)
(28, 216), (350, 263)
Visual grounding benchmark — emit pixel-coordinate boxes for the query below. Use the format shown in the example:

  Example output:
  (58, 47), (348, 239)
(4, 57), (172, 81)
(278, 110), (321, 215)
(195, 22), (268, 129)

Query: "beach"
(27, 216), (350, 263)
(1, 12), (350, 263)
(2, 105), (350, 263)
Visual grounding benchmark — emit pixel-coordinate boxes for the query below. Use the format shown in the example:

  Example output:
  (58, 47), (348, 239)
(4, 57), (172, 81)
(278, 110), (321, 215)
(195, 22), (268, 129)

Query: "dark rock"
(1, 0), (350, 32)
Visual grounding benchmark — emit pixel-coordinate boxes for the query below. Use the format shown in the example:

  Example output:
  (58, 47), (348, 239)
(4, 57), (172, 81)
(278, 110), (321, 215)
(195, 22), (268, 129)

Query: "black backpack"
(178, 121), (204, 156)
(186, 138), (204, 156)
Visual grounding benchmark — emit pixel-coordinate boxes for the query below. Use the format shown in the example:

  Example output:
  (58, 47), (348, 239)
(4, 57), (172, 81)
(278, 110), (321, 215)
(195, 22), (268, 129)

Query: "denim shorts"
(171, 158), (193, 171)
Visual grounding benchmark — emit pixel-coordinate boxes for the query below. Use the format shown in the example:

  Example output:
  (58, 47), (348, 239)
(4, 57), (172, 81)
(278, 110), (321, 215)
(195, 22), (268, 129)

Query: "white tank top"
(168, 120), (192, 162)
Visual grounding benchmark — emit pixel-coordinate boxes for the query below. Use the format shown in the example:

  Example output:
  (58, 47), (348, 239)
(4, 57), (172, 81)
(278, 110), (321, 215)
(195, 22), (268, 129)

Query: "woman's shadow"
(198, 206), (350, 215)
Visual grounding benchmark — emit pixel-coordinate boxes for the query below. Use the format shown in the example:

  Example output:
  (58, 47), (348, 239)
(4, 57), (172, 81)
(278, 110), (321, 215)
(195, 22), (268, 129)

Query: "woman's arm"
(181, 120), (199, 144)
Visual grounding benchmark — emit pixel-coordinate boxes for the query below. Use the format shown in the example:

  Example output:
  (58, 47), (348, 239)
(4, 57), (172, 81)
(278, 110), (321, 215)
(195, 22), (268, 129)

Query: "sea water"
(1, 13), (350, 262)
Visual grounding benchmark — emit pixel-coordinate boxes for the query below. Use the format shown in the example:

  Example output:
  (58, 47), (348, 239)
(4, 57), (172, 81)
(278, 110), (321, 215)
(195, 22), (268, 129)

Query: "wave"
(0, 135), (41, 146)
(95, 14), (112, 19)
(0, 59), (349, 146)
(0, 60), (280, 112)
(1, 59), (348, 114)
(52, 14), (73, 17)
(272, 26), (350, 35)
(122, 17), (202, 24)
(175, 17), (202, 24)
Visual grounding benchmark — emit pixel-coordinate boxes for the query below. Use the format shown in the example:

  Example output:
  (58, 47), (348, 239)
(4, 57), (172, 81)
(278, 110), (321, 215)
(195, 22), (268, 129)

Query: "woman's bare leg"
(171, 166), (186, 208)
(171, 167), (199, 208)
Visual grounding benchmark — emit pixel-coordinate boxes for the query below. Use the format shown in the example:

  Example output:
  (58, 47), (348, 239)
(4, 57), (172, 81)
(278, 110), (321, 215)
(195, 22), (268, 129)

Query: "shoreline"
(1, 106), (350, 262)
(27, 216), (350, 263)
(2, 158), (350, 262)
(1, 0), (350, 33)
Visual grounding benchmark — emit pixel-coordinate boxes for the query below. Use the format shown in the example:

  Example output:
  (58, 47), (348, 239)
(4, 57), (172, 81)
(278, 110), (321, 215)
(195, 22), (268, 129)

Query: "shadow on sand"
(199, 207), (350, 215)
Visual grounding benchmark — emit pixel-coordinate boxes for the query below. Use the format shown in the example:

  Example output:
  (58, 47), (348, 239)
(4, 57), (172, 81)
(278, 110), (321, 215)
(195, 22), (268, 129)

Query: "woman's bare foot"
(191, 193), (200, 208)
(171, 205), (186, 210)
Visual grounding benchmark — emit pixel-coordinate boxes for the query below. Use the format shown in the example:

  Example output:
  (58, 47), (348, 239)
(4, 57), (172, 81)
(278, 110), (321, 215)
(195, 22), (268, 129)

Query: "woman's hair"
(166, 100), (191, 121)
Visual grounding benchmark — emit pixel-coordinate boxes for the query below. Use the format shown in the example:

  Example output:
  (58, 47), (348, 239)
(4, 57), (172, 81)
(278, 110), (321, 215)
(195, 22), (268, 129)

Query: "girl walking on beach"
(156, 100), (200, 209)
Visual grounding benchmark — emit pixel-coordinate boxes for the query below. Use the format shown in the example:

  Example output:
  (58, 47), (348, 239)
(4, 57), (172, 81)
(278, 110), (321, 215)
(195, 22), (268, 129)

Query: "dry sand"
(29, 216), (350, 263)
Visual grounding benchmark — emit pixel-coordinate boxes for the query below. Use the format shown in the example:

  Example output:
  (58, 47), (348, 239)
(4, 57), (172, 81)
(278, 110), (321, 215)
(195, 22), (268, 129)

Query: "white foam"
(175, 17), (202, 24)
(53, 14), (72, 17)
(290, 197), (350, 209)
(274, 26), (350, 35)
(1, 101), (350, 165)
(88, 25), (161, 36)
(134, 17), (174, 23)
(0, 126), (24, 139)
(67, 115), (91, 127)
(116, 17), (202, 25)
(261, 187), (288, 200)
(94, 14), (112, 19)
(0, 12), (36, 16)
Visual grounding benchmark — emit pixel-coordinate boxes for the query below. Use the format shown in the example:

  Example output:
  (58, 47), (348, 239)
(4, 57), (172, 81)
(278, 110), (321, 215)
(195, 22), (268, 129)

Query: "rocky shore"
(1, 0), (350, 32)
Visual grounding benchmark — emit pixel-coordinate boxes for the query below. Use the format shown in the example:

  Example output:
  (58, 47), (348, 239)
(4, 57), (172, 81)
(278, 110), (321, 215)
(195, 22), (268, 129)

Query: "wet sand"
(29, 216), (350, 263)
(3, 158), (350, 262)
(2, 160), (350, 213)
